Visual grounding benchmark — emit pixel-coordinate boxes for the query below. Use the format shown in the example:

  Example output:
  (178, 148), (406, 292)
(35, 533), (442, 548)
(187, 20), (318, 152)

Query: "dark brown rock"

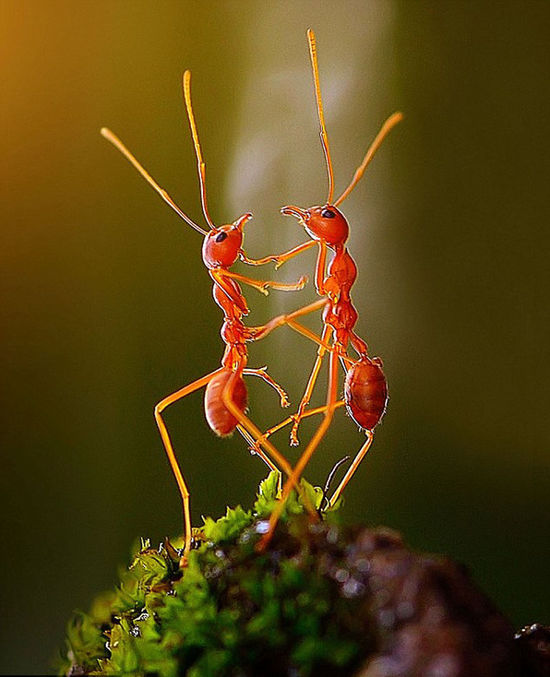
(332, 525), (519, 676)
(514, 624), (550, 677)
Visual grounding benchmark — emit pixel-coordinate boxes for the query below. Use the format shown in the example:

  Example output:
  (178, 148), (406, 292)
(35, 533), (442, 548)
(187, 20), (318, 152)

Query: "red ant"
(101, 70), (326, 561)
(255, 29), (402, 545)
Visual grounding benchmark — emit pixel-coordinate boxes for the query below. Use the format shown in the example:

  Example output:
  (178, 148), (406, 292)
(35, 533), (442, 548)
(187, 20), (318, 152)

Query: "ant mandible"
(101, 70), (325, 561)
(256, 29), (402, 546)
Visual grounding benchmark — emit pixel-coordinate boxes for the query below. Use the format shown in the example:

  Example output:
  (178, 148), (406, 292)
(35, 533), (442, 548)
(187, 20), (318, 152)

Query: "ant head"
(202, 212), (252, 269)
(281, 204), (349, 246)
(281, 31), (402, 253)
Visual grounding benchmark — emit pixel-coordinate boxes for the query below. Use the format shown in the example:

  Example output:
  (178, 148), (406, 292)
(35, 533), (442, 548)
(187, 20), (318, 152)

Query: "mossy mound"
(60, 472), (543, 677)
(60, 473), (364, 676)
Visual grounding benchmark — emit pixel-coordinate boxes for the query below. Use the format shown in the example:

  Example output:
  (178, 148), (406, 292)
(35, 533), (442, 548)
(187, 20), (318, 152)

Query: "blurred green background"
(1, 1), (549, 673)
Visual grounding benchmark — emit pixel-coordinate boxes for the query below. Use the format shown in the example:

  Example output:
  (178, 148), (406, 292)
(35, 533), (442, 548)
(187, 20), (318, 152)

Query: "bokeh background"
(2, 1), (549, 673)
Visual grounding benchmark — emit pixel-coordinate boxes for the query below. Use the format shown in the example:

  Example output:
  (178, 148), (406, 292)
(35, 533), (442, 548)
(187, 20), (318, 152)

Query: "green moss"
(60, 472), (371, 677)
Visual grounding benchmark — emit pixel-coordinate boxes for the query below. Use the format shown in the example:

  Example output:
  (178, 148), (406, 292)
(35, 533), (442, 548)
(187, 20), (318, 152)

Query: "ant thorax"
(211, 275), (248, 318)
(325, 248), (358, 296)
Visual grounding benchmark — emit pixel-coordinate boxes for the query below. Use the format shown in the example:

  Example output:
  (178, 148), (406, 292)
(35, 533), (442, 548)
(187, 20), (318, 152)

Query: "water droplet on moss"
(335, 568), (350, 583)
(255, 520), (270, 534)
(342, 578), (364, 598)
(327, 527), (339, 544)
(355, 557), (370, 573)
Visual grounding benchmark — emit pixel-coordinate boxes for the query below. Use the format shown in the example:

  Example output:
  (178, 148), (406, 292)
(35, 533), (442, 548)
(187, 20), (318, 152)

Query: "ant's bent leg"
(258, 348), (341, 551)
(285, 319), (331, 352)
(154, 368), (223, 564)
(250, 299), (327, 343)
(239, 239), (317, 268)
(221, 370), (295, 487)
(220, 269), (308, 295)
(290, 325), (333, 446)
(249, 401), (346, 455)
(237, 425), (282, 491)
(243, 367), (290, 408)
(328, 430), (374, 508)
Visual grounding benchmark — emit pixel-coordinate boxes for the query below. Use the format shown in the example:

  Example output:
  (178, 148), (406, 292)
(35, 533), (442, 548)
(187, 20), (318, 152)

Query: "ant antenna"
(183, 70), (216, 230)
(307, 28), (335, 205)
(334, 111), (403, 207)
(100, 127), (207, 236)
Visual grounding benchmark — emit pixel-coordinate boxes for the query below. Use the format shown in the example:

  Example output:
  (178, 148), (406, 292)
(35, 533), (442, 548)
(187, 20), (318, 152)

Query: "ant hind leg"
(220, 369), (297, 490)
(328, 430), (374, 507)
(154, 368), (224, 564)
(258, 348), (341, 550)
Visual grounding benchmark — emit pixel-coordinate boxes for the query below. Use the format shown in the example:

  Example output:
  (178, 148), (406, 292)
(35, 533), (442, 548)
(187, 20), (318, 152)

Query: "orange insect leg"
(236, 425), (281, 485)
(289, 325), (332, 446)
(240, 238), (317, 268)
(220, 369), (296, 488)
(249, 400), (346, 455)
(258, 347), (341, 550)
(328, 430), (374, 508)
(243, 367), (290, 408)
(154, 368), (224, 563)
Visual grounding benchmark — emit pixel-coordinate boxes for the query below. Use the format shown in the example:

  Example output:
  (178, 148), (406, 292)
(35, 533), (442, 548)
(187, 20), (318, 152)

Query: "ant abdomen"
(344, 358), (388, 431)
(204, 368), (247, 437)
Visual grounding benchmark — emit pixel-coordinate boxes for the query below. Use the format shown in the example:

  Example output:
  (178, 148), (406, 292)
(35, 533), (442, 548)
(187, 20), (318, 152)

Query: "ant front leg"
(240, 239), (317, 269)
(154, 368), (224, 564)
(218, 269), (307, 296)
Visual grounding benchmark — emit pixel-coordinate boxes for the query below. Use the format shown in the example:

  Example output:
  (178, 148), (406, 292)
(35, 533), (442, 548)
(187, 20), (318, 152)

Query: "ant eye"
(321, 208), (335, 218)
(215, 232), (228, 243)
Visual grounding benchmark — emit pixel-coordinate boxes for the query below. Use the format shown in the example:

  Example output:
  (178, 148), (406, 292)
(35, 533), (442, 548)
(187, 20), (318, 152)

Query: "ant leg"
(285, 319), (329, 350)
(243, 367), (290, 407)
(220, 369), (295, 485)
(339, 355), (351, 372)
(250, 299), (327, 343)
(240, 239), (317, 268)
(290, 325), (332, 446)
(154, 368), (224, 563)
(219, 269), (307, 295)
(246, 301), (338, 441)
(258, 348), (341, 550)
(254, 305), (352, 447)
(328, 430), (374, 508)
(284, 320), (354, 368)
(236, 425), (281, 491)
(249, 401), (346, 454)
